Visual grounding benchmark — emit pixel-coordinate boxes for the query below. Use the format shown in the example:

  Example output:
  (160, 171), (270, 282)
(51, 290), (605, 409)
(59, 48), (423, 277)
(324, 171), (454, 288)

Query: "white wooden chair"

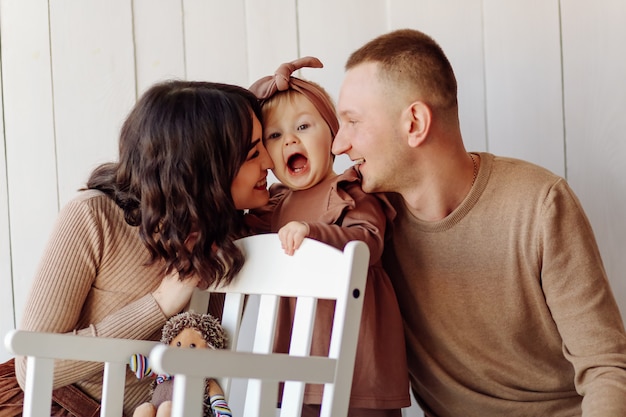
(4, 233), (369, 417)
(151, 233), (370, 417)
(3, 330), (157, 417)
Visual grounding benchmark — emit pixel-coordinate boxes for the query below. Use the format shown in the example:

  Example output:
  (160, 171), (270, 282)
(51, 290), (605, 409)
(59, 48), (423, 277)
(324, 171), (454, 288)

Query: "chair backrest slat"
(101, 363), (128, 417)
(23, 356), (54, 417)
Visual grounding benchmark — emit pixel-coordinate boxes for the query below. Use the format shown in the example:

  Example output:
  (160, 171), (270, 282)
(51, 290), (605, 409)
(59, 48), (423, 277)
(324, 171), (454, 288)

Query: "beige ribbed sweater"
(17, 190), (179, 416)
(384, 153), (626, 417)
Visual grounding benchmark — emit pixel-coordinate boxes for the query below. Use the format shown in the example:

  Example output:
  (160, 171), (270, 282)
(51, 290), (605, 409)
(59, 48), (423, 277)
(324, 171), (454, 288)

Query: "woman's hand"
(152, 271), (200, 317)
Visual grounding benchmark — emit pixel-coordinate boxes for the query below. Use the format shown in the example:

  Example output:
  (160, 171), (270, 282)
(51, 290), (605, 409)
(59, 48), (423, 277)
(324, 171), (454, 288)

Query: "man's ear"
(405, 101), (431, 148)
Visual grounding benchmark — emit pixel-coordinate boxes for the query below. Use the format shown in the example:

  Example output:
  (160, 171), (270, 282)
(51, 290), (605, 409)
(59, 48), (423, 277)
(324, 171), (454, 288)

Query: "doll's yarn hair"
(160, 311), (227, 349)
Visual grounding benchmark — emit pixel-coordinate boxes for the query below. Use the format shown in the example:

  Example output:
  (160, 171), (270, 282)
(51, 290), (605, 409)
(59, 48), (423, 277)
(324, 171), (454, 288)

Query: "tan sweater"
(384, 153), (626, 417)
(17, 190), (176, 416)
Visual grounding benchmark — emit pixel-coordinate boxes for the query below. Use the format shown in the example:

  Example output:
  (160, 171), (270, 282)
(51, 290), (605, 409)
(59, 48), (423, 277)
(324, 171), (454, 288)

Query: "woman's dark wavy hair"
(86, 80), (263, 287)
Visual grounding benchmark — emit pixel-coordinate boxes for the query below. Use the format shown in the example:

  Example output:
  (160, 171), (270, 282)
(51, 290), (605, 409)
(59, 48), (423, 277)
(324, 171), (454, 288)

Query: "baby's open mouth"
(288, 153), (308, 174)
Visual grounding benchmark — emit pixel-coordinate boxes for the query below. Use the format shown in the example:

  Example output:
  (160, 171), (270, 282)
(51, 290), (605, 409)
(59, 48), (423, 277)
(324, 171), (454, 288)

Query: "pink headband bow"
(249, 56), (339, 138)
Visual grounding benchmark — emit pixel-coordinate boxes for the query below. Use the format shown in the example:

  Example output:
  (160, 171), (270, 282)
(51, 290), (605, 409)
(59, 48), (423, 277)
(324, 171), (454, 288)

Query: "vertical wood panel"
(389, 0), (487, 154)
(183, 0), (249, 85)
(133, 0), (186, 94)
(297, 0), (388, 101)
(483, 0), (565, 176)
(0, 0), (59, 336)
(49, 0), (136, 208)
(0, 54), (14, 362)
(561, 0), (626, 322)
(245, 0), (299, 85)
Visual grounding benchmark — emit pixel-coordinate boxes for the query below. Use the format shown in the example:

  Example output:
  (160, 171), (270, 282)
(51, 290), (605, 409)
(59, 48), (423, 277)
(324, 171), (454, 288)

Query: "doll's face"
(170, 328), (209, 349)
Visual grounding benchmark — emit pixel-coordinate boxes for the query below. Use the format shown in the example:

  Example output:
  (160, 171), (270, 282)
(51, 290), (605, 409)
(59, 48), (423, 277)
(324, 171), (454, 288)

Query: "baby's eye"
(297, 123), (309, 131)
(266, 132), (281, 140)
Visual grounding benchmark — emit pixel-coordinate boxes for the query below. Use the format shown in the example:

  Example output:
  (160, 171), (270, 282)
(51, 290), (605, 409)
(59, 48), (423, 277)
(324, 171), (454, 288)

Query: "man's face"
(332, 62), (401, 193)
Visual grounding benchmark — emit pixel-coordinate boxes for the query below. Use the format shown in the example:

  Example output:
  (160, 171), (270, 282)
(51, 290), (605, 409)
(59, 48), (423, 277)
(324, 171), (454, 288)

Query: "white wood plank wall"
(1, 1), (625, 414)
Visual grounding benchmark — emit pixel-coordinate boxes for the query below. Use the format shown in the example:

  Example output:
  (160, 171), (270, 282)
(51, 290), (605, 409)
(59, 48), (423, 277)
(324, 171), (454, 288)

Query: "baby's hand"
(278, 221), (309, 256)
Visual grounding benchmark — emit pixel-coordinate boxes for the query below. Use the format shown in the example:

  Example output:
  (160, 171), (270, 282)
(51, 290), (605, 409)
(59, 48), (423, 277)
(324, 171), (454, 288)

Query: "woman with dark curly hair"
(3, 80), (273, 416)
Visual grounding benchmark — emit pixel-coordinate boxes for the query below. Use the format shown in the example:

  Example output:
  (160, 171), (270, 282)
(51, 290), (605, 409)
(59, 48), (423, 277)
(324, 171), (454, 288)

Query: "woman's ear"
(405, 101), (432, 148)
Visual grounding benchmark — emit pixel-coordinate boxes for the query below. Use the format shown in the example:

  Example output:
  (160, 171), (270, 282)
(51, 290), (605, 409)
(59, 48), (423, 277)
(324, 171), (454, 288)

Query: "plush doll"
(129, 311), (232, 417)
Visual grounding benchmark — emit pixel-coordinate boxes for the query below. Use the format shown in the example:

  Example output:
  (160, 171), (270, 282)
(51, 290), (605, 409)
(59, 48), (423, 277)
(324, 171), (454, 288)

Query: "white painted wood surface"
(483, 0), (566, 176)
(245, 0), (299, 83)
(184, 0), (249, 85)
(0, 38), (13, 354)
(560, 0), (626, 319)
(133, 0), (186, 93)
(4, 330), (158, 417)
(1, 0), (59, 344)
(49, 0), (137, 205)
(1, 2), (625, 415)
